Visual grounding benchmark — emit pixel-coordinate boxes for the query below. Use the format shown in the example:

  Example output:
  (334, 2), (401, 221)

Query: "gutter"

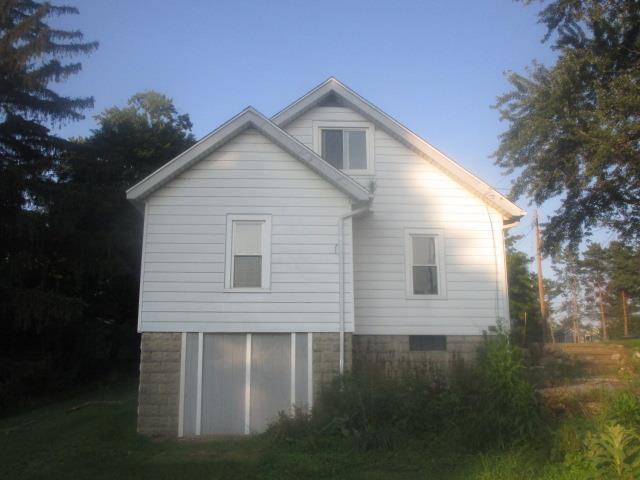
(338, 205), (370, 375)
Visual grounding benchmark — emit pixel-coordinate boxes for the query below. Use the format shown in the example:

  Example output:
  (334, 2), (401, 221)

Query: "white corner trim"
(195, 332), (203, 436)
(136, 204), (148, 333)
(308, 332), (313, 410)
(178, 332), (186, 437)
(290, 333), (296, 412)
(244, 333), (252, 435)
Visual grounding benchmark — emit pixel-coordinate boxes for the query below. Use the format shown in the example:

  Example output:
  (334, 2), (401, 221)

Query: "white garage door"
(180, 332), (312, 436)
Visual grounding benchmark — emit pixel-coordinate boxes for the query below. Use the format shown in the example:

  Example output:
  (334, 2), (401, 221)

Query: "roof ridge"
(271, 78), (525, 220)
(126, 107), (371, 204)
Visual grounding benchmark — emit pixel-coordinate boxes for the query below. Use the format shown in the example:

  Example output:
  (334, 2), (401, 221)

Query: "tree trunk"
(598, 288), (608, 340)
(621, 290), (629, 337)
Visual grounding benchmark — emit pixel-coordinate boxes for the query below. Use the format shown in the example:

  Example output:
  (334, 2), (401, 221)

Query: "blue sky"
(53, 0), (563, 265)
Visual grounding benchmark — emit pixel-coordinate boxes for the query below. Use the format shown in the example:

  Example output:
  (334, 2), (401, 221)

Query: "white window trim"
(224, 214), (271, 292)
(312, 120), (375, 175)
(404, 228), (447, 299)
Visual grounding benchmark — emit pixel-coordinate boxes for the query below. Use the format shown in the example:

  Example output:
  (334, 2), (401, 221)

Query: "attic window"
(313, 121), (374, 174)
(321, 129), (367, 170)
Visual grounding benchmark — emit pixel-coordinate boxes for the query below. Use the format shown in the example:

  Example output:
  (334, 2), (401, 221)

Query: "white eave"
(126, 107), (371, 205)
(272, 77), (526, 222)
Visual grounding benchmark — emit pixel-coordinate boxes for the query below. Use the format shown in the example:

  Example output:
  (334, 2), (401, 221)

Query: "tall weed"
(268, 331), (542, 452)
(460, 332), (542, 448)
(585, 424), (640, 479)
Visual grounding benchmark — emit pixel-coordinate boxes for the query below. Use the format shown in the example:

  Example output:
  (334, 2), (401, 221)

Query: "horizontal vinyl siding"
(139, 129), (354, 333)
(285, 106), (508, 336)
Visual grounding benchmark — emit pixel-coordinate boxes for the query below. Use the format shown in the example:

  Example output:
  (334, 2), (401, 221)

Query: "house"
(127, 78), (525, 437)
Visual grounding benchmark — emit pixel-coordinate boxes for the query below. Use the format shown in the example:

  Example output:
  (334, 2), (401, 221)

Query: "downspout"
(338, 206), (370, 375)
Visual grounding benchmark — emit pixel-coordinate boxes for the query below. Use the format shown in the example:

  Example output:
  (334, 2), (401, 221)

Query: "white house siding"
(139, 128), (355, 333)
(284, 106), (509, 336)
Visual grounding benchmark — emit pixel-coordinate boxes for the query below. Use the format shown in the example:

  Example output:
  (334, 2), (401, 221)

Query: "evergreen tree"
(0, 1), (96, 337)
(505, 234), (542, 344)
(607, 241), (639, 337)
(581, 243), (612, 340)
(551, 247), (584, 341)
(495, 0), (640, 252)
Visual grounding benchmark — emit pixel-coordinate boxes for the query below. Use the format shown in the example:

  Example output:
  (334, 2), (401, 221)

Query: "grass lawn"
(0, 378), (590, 480)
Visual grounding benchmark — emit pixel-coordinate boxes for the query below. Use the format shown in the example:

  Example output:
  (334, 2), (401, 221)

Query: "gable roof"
(272, 78), (525, 221)
(126, 107), (371, 204)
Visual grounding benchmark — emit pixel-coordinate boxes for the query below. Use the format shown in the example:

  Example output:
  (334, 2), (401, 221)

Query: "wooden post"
(534, 210), (553, 344)
(621, 290), (629, 337)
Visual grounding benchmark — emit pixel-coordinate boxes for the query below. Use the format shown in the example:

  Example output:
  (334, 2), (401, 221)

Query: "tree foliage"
(0, 0), (96, 341)
(495, 0), (640, 252)
(505, 234), (543, 344)
(551, 247), (584, 340)
(41, 91), (195, 380)
(550, 240), (639, 339)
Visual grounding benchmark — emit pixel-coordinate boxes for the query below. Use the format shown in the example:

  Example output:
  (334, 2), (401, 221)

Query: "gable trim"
(126, 107), (371, 204)
(272, 78), (525, 220)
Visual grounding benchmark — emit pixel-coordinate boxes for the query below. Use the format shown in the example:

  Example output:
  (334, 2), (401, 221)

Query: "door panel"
(182, 333), (199, 436)
(201, 334), (246, 434)
(250, 334), (291, 432)
(294, 333), (309, 408)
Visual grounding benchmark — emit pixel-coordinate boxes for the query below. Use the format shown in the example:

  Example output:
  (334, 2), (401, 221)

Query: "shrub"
(265, 408), (315, 442)
(268, 330), (542, 452)
(310, 363), (450, 449)
(459, 332), (543, 449)
(605, 390), (640, 430)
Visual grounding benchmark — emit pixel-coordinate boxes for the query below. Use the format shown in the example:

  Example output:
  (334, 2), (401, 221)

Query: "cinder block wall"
(137, 332), (181, 436)
(352, 335), (485, 375)
(312, 332), (352, 402)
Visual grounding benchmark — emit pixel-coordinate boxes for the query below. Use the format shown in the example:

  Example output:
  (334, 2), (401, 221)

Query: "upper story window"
(313, 121), (374, 174)
(225, 215), (271, 291)
(321, 129), (367, 170)
(404, 228), (447, 298)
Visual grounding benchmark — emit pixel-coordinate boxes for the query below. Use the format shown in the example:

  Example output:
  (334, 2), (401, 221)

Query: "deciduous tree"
(495, 0), (640, 252)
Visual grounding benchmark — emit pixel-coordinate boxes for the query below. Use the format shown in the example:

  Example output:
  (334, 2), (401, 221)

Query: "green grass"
(0, 379), (594, 480)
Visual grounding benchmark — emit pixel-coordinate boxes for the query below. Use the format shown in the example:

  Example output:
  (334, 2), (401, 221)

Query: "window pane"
(412, 236), (436, 265)
(412, 265), (438, 294)
(233, 256), (262, 287)
(321, 129), (343, 169)
(234, 222), (262, 255)
(346, 130), (366, 169)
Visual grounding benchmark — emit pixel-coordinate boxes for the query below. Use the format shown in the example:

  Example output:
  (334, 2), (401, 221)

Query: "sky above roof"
(50, 0), (593, 269)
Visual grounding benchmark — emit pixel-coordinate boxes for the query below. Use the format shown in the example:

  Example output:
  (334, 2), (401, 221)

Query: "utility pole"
(534, 209), (553, 343)
(621, 290), (629, 337)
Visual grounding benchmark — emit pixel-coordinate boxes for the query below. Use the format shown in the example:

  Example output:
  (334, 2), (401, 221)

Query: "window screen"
(320, 129), (367, 170)
(411, 236), (438, 295)
(232, 221), (262, 288)
(409, 335), (447, 351)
